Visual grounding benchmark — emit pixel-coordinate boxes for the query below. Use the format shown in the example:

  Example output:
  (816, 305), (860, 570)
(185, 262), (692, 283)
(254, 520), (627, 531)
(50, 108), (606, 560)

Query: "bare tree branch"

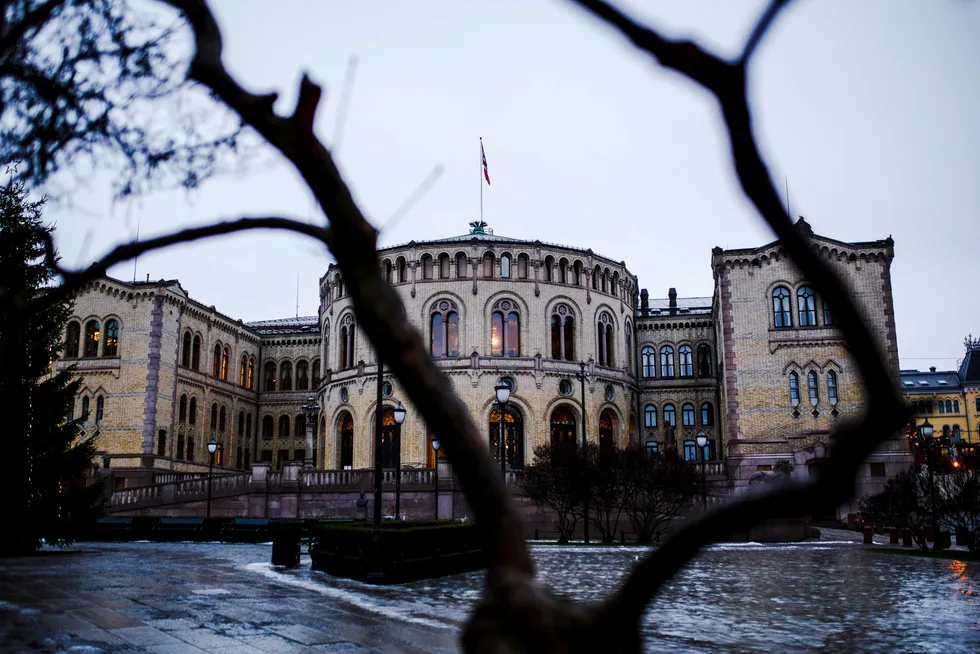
(159, 0), (535, 584)
(36, 216), (332, 309)
(568, 0), (908, 629)
(0, 0), (62, 61)
(740, 0), (794, 65)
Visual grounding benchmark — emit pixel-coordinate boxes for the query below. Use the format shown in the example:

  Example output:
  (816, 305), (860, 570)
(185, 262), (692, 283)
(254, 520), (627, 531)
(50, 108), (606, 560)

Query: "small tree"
(860, 467), (934, 552)
(519, 443), (583, 543)
(937, 467), (980, 553)
(0, 180), (102, 555)
(580, 443), (626, 544)
(620, 445), (697, 544)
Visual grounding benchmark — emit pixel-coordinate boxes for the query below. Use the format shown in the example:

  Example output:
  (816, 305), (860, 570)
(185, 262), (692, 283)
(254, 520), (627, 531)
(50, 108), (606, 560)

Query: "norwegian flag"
(481, 139), (491, 186)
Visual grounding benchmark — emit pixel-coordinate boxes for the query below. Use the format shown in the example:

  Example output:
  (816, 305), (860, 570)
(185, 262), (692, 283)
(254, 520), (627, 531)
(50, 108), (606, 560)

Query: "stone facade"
(61, 219), (908, 517)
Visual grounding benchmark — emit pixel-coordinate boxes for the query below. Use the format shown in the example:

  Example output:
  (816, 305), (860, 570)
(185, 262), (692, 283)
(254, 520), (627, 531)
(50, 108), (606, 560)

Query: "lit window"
(84, 320), (101, 357)
(103, 319), (119, 356)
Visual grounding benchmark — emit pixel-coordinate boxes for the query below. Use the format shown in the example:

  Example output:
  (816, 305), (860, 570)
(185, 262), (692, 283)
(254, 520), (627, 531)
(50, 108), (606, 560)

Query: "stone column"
(248, 462), (270, 517)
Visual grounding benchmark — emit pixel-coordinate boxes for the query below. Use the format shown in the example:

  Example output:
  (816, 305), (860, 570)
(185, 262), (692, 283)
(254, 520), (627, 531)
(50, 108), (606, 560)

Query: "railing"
(109, 472), (251, 508)
(268, 472), (282, 488)
(303, 470), (365, 488)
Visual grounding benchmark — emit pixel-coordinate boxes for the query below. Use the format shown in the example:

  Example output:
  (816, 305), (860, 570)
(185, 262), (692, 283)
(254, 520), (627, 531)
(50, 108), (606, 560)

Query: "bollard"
(271, 524), (301, 567)
(863, 527), (873, 545)
(534, 528), (539, 541)
(889, 528), (900, 545)
(902, 529), (912, 548)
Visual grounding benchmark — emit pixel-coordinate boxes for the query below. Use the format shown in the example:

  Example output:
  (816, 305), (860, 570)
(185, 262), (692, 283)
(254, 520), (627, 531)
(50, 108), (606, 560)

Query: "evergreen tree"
(0, 180), (102, 555)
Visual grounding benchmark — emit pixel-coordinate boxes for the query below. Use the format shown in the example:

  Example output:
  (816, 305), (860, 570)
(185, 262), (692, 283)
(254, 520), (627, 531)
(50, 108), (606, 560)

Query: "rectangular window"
(869, 462), (886, 477)
(683, 441), (697, 462)
(756, 465), (772, 472)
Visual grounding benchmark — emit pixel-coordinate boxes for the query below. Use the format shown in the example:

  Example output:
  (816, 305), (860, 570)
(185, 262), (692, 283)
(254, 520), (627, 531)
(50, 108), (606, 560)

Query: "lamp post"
(373, 359), (384, 532)
(696, 430), (708, 510)
(392, 401), (407, 519)
(432, 437), (441, 520)
(206, 438), (217, 517)
(302, 395), (319, 470)
(578, 361), (590, 545)
(494, 382), (511, 479)
(918, 418), (939, 543)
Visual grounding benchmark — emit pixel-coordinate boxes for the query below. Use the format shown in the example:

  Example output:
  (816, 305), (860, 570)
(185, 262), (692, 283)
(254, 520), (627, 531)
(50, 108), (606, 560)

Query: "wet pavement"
(2, 539), (979, 653)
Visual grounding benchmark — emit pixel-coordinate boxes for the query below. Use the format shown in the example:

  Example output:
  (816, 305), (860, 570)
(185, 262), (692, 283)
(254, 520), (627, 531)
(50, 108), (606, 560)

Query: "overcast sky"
(44, 0), (979, 371)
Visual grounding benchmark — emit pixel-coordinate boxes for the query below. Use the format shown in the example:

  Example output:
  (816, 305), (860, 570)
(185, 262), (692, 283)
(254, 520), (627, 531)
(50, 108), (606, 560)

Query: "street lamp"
(917, 418), (939, 545)
(578, 361), (590, 545)
(206, 438), (217, 518)
(392, 401), (407, 519)
(696, 430), (708, 510)
(302, 395), (319, 470)
(494, 382), (511, 479)
(432, 437), (441, 520)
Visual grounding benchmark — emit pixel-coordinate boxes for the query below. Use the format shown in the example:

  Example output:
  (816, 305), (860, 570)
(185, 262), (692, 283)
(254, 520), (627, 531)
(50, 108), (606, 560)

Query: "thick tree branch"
(160, 0), (535, 582)
(37, 216), (332, 308)
(740, 0), (794, 64)
(569, 0), (907, 629)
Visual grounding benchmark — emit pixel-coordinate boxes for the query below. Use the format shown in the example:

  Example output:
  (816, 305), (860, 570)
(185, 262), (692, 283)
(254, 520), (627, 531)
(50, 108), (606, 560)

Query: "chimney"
(668, 288), (677, 315)
(929, 366), (937, 373)
(640, 289), (649, 314)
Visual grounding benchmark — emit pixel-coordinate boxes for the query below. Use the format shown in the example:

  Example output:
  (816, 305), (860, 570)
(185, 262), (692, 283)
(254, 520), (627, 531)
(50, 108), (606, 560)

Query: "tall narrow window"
(280, 362), (292, 391)
(697, 344), (712, 377)
(682, 403), (695, 427)
(157, 430), (167, 457)
(84, 320), (101, 357)
(296, 361), (309, 390)
(431, 313), (445, 357)
(439, 254), (450, 279)
(340, 326), (349, 370)
(701, 402), (714, 426)
(210, 403), (218, 430)
(491, 312), (504, 357)
(544, 256), (554, 282)
(797, 286), (817, 326)
(953, 399), (960, 413)
(551, 316), (561, 359)
(679, 345), (693, 377)
(430, 300), (459, 358)
(219, 406), (226, 432)
(789, 372), (800, 406)
(807, 370), (819, 405)
(946, 399), (953, 414)
(489, 301), (520, 357)
(396, 257), (407, 282)
(641, 346), (655, 378)
(505, 312), (520, 357)
(239, 355), (248, 387)
(65, 321), (81, 358)
(179, 394), (187, 422)
(663, 404), (676, 427)
(447, 312), (459, 357)
(563, 316), (575, 361)
(279, 415), (290, 440)
(213, 344), (221, 377)
(827, 370), (839, 405)
(248, 358), (255, 389)
(456, 253), (468, 279)
(382, 259), (392, 283)
(644, 404), (657, 428)
(182, 331), (192, 367)
(684, 440), (697, 462)
(597, 313), (614, 366)
(189, 398), (197, 424)
(191, 335), (201, 370)
(517, 254), (529, 279)
(221, 347), (230, 381)
(550, 305), (575, 360)
(311, 360), (320, 386)
(573, 261), (582, 286)
(95, 396), (104, 423)
(295, 414), (306, 441)
(262, 416), (274, 440)
(81, 396), (90, 420)
(592, 267), (599, 291)
(264, 361), (276, 391)
(975, 397), (979, 413)
(660, 346), (675, 377)
(483, 252), (495, 279)
(103, 319), (119, 356)
(559, 259), (568, 284)
(500, 254), (511, 278)
(339, 315), (355, 370)
(939, 401), (946, 414)
(338, 413), (354, 469)
(772, 287), (792, 328)
(823, 300), (834, 326)
(421, 254), (434, 280)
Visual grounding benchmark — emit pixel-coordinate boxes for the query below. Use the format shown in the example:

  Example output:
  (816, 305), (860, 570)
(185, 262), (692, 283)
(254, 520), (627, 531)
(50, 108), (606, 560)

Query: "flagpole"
(479, 137), (484, 223)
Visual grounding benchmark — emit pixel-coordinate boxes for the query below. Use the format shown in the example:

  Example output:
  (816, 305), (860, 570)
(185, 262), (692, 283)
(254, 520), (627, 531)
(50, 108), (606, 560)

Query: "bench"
(221, 518), (271, 543)
(151, 517), (205, 542)
(87, 517), (134, 541)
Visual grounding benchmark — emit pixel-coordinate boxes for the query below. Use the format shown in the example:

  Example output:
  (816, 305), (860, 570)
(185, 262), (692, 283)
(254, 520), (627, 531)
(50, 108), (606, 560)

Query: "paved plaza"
(0, 542), (461, 653)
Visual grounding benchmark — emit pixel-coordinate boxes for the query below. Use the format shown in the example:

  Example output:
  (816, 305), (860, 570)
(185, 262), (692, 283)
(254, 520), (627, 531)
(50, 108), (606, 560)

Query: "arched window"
(396, 257), (407, 283)
(558, 258), (568, 284)
(823, 300), (834, 326)
(827, 371), (839, 406)
(260, 415), (273, 440)
(421, 254), (434, 280)
(789, 372), (800, 406)
(210, 403), (218, 430)
(103, 319), (119, 356)
(550, 304), (575, 360)
(772, 287), (792, 328)
(179, 394), (187, 422)
(212, 344), (221, 377)
(939, 401), (946, 414)
(660, 346), (675, 377)
(456, 252), (468, 279)
(697, 344), (712, 377)
(701, 402), (714, 426)
(264, 361), (276, 391)
(181, 331), (192, 367)
(678, 345), (693, 377)
(517, 254), (529, 279)
(797, 286), (817, 327)
(65, 321), (80, 358)
(338, 412), (354, 469)
(598, 409), (616, 459)
(573, 261), (583, 286)
(295, 414), (306, 440)
(592, 266), (600, 291)
(81, 396), (90, 420)
(683, 440), (697, 462)
(976, 397), (980, 413)
(439, 253), (451, 279)
(189, 397), (197, 425)
(946, 399), (953, 414)
(311, 360), (320, 386)
(239, 355), (248, 387)
(237, 411), (244, 439)
(641, 346), (655, 378)
(221, 347), (230, 380)
(602, 268), (610, 293)
(382, 259), (392, 283)
(807, 370), (819, 405)
(483, 252), (495, 279)
(597, 313), (614, 367)
(186, 436), (195, 462)
(549, 406), (577, 465)
(663, 404), (676, 427)
(248, 358), (255, 389)
(500, 254), (511, 278)
(625, 324), (633, 374)
(644, 404), (657, 428)
(219, 405), (226, 432)
(430, 300), (460, 358)
(279, 415), (290, 440)
(280, 362), (293, 391)
(953, 400), (960, 413)
(296, 361), (309, 390)
(490, 300), (520, 357)
(339, 314), (355, 370)
(95, 396), (104, 423)
(192, 335), (201, 370)
(489, 405), (525, 470)
(84, 320), (100, 357)
(682, 403), (695, 427)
